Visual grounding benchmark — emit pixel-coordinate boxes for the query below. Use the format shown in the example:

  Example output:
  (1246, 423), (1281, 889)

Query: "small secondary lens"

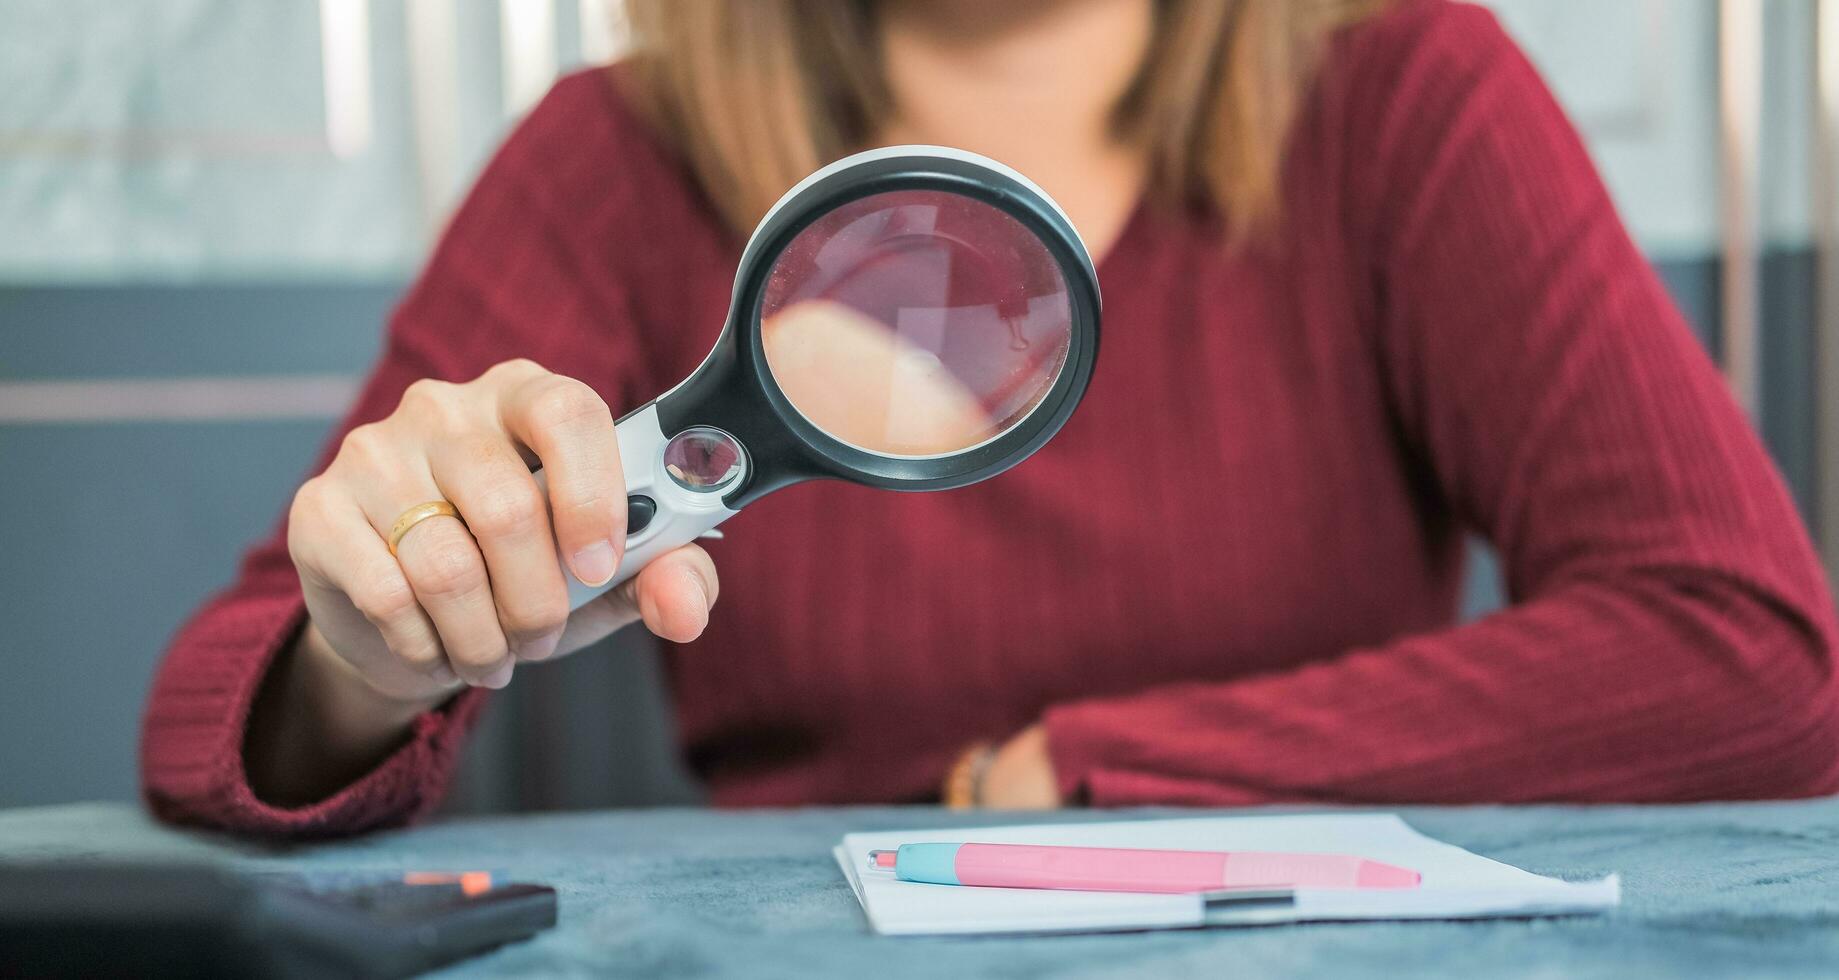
(663, 427), (746, 493)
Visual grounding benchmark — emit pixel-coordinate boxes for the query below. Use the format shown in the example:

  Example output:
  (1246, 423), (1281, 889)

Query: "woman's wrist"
(295, 623), (448, 743)
(243, 621), (448, 806)
(945, 726), (1062, 810)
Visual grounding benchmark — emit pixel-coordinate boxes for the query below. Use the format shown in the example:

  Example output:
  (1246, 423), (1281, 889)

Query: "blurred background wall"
(1, 0), (1835, 811)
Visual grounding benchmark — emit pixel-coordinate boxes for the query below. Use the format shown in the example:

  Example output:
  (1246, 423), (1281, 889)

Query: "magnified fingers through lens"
(759, 188), (1074, 459)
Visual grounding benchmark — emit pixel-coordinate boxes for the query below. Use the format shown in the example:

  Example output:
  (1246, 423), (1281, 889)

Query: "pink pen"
(867, 843), (1420, 893)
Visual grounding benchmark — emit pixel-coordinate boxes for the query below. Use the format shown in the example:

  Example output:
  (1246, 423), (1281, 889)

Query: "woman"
(142, 0), (1839, 836)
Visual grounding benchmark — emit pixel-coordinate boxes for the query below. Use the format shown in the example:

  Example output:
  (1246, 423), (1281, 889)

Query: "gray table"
(3, 801), (1837, 978)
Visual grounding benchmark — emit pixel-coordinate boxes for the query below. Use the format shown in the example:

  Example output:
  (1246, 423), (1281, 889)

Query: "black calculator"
(0, 862), (557, 978)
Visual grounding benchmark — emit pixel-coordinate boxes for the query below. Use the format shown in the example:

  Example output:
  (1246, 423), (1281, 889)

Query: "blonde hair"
(621, 0), (1385, 243)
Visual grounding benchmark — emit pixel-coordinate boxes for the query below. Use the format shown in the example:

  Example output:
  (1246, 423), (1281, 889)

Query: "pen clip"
(1199, 888), (1296, 927)
(1200, 889), (1296, 910)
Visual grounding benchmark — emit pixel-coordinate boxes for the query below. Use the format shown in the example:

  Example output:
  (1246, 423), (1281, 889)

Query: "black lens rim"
(654, 150), (1101, 510)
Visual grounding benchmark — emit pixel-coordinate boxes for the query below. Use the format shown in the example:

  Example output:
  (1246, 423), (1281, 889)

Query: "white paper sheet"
(833, 813), (1619, 936)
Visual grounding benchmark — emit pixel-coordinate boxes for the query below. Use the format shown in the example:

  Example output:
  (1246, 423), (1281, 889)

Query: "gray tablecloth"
(3, 800), (1837, 978)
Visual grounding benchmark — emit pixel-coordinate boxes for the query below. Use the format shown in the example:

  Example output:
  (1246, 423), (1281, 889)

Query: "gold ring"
(388, 500), (464, 557)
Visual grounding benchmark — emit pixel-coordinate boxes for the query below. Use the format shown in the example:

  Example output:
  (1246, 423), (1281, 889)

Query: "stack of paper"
(832, 813), (1619, 936)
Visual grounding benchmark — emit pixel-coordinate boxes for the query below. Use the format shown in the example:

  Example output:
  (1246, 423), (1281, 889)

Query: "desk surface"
(3, 800), (1838, 978)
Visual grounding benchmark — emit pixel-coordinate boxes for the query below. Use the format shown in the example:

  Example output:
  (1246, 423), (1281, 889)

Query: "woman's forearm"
(243, 622), (449, 807)
(1041, 573), (1839, 806)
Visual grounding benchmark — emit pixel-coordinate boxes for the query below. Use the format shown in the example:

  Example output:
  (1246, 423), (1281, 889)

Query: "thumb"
(626, 545), (718, 644)
(554, 544), (717, 651)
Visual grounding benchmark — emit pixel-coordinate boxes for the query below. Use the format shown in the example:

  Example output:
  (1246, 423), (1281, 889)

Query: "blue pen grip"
(894, 843), (962, 885)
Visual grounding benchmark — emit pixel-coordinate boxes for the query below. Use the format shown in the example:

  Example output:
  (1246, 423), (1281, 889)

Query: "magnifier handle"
(530, 403), (740, 611)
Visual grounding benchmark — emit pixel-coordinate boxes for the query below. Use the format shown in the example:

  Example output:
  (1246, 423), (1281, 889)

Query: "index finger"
(501, 372), (625, 587)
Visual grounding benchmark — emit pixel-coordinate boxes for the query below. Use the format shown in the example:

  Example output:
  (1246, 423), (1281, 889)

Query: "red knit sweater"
(141, 1), (1839, 837)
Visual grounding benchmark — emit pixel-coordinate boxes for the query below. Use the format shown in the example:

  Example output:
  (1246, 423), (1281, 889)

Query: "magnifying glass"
(542, 146), (1101, 608)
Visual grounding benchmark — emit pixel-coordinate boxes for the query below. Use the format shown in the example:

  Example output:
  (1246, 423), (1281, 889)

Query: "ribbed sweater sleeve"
(139, 74), (640, 837)
(1042, 3), (1839, 805)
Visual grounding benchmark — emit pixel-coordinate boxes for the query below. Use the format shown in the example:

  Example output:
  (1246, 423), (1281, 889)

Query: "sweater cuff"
(1041, 698), (1119, 805)
(1042, 694), (1269, 807)
(141, 588), (488, 839)
(220, 687), (488, 840)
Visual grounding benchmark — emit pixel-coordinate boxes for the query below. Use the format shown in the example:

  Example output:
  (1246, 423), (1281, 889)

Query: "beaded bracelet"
(943, 742), (998, 810)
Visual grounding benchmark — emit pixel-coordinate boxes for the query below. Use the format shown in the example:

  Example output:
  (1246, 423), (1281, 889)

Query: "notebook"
(832, 813), (1620, 936)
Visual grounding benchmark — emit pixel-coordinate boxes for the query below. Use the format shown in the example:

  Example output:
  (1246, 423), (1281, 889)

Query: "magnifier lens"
(663, 427), (746, 493)
(759, 189), (1073, 458)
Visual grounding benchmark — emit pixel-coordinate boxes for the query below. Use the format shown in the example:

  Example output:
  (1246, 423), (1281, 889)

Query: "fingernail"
(479, 662), (514, 689)
(431, 663), (459, 684)
(572, 540), (618, 588)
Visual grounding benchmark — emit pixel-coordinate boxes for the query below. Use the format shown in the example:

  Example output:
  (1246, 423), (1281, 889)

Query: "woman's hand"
(251, 358), (718, 805)
(978, 725), (1062, 809)
(286, 358), (719, 702)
